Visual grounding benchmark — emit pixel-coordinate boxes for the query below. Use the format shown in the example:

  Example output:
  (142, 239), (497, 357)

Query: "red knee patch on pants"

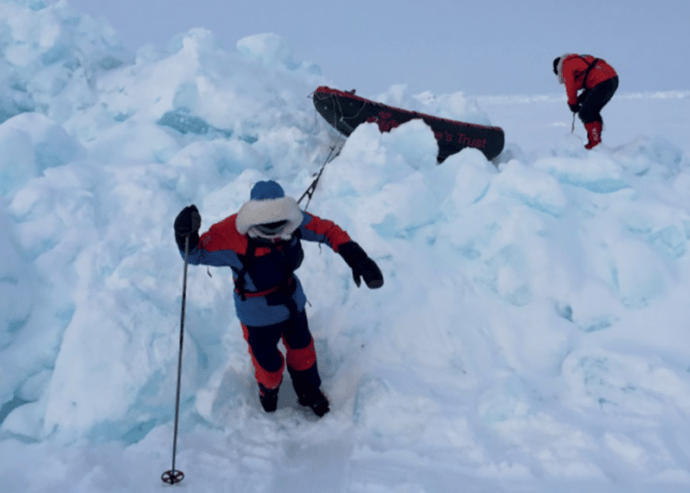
(283, 337), (317, 372)
(242, 324), (284, 390)
(252, 352), (284, 390)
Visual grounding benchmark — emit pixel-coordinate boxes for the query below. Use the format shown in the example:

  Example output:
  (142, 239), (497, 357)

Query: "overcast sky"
(53, 0), (690, 97)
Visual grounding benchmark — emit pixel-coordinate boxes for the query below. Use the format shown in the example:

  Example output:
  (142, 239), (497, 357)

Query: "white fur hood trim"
(556, 53), (575, 84)
(236, 196), (304, 238)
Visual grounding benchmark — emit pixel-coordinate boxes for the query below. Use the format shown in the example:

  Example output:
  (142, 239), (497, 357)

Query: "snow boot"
(584, 121), (603, 149)
(298, 388), (330, 417)
(259, 385), (279, 413)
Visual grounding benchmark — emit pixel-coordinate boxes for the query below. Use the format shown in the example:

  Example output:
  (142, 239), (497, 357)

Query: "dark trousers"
(578, 76), (619, 124)
(241, 310), (321, 396)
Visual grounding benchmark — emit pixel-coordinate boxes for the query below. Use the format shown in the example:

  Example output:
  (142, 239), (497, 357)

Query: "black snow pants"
(241, 310), (322, 397)
(578, 76), (619, 124)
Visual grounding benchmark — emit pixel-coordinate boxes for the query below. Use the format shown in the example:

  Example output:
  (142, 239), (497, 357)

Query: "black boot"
(298, 388), (330, 417)
(259, 385), (279, 413)
(288, 365), (329, 416)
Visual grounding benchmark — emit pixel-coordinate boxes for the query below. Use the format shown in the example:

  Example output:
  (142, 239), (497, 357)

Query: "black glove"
(568, 102), (580, 113)
(174, 205), (201, 251)
(338, 241), (384, 289)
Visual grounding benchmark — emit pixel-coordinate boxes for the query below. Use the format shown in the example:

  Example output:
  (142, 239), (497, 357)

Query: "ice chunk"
(158, 110), (232, 139)
(0, 0), (132, 124)
(614, 135), (687, 179)
(85, 122), (180, 164)
(563, 349), (690, 415)
(495, 160), (568, 217)
(1, 112), (86, 170)
(0, 126), (37, 197)
(536, 154), (630, 193)
(557, 282), (621, 332)
(605, 236), (671, 308)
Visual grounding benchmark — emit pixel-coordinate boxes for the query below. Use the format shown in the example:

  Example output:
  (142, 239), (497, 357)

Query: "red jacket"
(558, 54), (617, 105)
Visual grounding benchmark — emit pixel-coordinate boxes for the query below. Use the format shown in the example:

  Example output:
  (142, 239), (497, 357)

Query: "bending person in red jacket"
(553, 54), (619, 149)
(173, 180), (383, 417)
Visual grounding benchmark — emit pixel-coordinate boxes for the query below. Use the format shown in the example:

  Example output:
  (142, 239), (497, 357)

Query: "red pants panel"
(241, 310), (321, 393)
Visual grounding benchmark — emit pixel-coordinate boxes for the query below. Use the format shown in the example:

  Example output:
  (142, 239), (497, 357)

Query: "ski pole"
(162, 234), (190, 485)
(571, 113), (576, 133)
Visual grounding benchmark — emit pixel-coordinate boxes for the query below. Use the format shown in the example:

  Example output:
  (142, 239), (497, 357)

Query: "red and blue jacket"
(180, 211), (351, 326)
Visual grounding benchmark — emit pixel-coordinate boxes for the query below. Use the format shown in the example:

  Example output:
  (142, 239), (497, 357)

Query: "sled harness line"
(297, 133), (345, 212)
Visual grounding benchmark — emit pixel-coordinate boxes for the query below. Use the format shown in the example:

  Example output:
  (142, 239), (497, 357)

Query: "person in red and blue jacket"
(553, 54), (619, 149)
(173, 180), (383, 417)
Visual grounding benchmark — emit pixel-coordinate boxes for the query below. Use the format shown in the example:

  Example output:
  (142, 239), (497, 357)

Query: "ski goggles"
(254, 220), (290, 236)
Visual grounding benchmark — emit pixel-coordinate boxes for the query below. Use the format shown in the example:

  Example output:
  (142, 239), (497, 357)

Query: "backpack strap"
(233, 233), (302, 301)
(234, 240), (257, 301)
(580, 56), (601, 88)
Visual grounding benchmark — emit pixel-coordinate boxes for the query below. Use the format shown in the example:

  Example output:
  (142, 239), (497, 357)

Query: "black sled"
(312, 86), (505, 163)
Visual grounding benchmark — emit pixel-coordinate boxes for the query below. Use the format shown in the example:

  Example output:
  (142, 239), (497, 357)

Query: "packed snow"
(2, 1), (690, 492)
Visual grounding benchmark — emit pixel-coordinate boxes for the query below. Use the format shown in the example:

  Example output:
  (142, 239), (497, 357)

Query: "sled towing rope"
(161, 235), (190, 485)
(297, 129), (345, 212)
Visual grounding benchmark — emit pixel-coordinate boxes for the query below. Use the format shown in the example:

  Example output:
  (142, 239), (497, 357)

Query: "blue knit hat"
(250, 180), (285, 200)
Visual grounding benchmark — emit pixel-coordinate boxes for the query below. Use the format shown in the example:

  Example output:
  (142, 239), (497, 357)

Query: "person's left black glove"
(338, 241), (384, 289)
(174, 205), (201, 252)
(568, 102), (580, 113)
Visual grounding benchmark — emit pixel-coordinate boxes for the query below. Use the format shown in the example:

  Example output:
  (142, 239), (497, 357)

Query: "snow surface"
(2, 1), (690, 492)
